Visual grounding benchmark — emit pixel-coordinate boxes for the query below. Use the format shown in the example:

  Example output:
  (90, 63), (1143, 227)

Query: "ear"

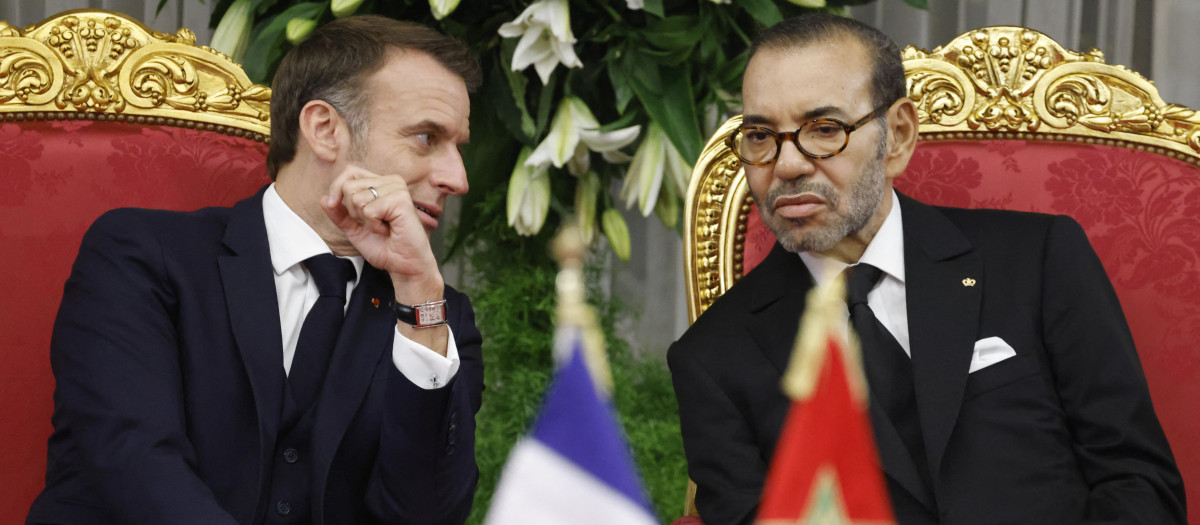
(297, 100), (348, 164)
(882, 97), (919, 181)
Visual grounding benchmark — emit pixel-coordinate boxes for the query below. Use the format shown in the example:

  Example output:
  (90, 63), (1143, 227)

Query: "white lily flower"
(707, 0), (732, 4)
(498, 0), (583, 85)
(430, 0), (462, 20)
(527, 97), (640, 177)
(626, 0), (645, 9)
(507, 148), (552, 236)
(788, 0), (827, 7)
(621, 122), (693, 217)
(210, 0), (253, 62)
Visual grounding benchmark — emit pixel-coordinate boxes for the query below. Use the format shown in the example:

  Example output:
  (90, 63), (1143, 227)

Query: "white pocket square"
(969, 336), (1017, 374)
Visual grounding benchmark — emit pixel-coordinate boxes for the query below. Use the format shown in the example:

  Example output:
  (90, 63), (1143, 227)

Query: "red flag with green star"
(755, 278), (895, 525)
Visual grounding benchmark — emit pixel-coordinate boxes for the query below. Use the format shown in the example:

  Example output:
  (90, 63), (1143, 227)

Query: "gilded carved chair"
(0, 9), (271, 519)
(681, 26), (1200, 522)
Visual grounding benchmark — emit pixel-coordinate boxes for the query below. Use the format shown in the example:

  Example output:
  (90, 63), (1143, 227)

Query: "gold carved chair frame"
(0, 8), (270, 139)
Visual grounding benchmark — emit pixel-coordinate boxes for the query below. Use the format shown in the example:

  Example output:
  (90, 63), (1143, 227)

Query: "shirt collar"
(262, 183), (364, 282)
(799, 189), (905, 285)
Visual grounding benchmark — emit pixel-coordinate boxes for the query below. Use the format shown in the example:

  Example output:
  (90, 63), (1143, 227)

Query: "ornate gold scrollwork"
(684, 117), (750, 321)
(0, 9), (269, 141)
(903, 26), (1200, 161)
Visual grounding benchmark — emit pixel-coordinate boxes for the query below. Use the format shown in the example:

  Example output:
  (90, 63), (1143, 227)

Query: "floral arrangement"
(204, 0), (895, 261)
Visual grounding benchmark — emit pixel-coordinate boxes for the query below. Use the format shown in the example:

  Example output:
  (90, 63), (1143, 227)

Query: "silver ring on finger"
(368, 186), (379, 201)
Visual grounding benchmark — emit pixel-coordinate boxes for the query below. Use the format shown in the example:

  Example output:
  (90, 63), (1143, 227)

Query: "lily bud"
(574, 172), (601, 245)
(430, 0), (463, 20)
(210, 0), (253, 62)
(507, 148), (552, 236)
(332, 0), (365, 18)
(286, 18), (317, 44)
(602, 208), (631, 262)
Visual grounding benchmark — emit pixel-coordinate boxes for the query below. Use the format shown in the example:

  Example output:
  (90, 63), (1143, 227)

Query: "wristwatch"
(391, 299), (448, 328)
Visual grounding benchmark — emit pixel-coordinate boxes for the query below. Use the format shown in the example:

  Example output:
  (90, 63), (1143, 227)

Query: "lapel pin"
(962, 277), (977, 287)
(371, 298), (381, 308)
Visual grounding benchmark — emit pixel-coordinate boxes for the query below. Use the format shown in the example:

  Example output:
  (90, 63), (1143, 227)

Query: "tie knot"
(844, 263), (883, 307)
(305, 254), (355, 300)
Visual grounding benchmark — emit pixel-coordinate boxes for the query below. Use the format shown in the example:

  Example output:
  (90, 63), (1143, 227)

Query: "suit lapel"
(218, 188), (286, 471)
(899, 195), (982, 486)
(311, 265), (395, 494)
(747, 244), (814, 375)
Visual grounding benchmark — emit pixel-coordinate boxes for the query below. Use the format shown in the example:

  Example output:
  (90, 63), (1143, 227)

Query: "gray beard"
(755, 137), (887, 254)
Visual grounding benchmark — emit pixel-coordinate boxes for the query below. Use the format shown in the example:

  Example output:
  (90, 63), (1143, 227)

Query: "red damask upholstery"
(897, 140), (1200, 504)
(0, 119), (269, 518)
(1, 9), (272, 520)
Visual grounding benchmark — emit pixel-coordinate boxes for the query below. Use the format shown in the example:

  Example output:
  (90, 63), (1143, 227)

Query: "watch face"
(416, 304), (446, 326)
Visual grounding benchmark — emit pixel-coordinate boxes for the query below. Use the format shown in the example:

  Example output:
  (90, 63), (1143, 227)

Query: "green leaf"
(486, 63), (536, 145)
(629, 63), (703, 163)
(534, 75), (558, 137)
(242, 2), (327, 82)
(642, 0), (665, 18)
(643, 16), (702, 51)
(606, 52), (635, 114)
(738, 0), (784, 27)
(497, 39), (537, 140)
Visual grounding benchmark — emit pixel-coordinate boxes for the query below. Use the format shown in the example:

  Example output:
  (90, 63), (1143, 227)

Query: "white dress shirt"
(800, 190), (911, 356)
(262, 184), (459, 389)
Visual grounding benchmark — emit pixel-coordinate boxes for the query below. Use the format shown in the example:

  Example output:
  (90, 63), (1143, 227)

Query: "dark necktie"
(289, 254), (356, 411)
(845, 263), (931, 487)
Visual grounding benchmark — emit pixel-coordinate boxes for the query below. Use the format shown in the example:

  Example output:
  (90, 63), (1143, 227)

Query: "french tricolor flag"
(484, 336), (658, 525)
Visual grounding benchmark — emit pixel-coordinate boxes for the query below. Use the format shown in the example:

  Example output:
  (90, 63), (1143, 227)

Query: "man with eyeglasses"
(668, 13), (1184, 525)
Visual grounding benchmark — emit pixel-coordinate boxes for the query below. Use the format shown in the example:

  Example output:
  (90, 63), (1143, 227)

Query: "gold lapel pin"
(371, 298), (381, 308)
(962, 278), (977, 287)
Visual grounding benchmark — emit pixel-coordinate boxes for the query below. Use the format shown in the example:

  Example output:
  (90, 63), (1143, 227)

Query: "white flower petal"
(663, 135), (693, 195)
(529, 98), (581, 168)
(541, 0), (575, 43)
(510, 29), (553, 72)
(626, 0), (645, 10)
(532, 53), (560, 85)
(507, 149), (552, 235)
(549, 37), (583, 69)
(579, 125), (640, 152)
(602, 150), (632, 164)
(623, 125), (667, 217)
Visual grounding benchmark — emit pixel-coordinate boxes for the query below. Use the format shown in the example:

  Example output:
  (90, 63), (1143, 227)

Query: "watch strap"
(391, 299), (448, 328)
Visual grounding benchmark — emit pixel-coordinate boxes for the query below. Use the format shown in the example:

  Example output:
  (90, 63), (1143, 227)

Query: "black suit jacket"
(669, 194), (1184, 524)
(27, 189), (483, 525)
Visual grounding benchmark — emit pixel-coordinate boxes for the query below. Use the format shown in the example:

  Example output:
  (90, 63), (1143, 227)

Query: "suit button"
(283, 448), (299, 463)
(276, 500), (291, 516)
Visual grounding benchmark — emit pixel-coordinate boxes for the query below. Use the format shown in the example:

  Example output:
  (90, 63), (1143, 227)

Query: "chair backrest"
(0, 9), (271, 519)
(683, 25), (1200, 521)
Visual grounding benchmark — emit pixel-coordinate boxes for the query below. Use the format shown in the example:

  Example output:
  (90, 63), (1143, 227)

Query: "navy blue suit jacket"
(27, 188), (483, 524)
(669, 194), (1184, 524)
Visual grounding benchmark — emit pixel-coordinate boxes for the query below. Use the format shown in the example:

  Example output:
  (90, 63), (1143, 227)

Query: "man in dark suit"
(668, 14), (1185, 525)
(27, 16), (484, 525)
